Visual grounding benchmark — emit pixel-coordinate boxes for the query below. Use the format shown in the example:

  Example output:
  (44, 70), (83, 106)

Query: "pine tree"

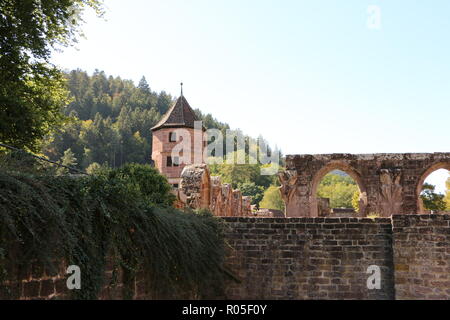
(58, 148), (78, 175)
(138, 76), (151, 93)
(156, 91), (172, 114)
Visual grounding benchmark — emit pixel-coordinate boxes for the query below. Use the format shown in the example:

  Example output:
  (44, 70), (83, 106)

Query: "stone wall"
(280, 153), (450, 217)
(176, 164), (252, 216)
(0, 260), (69, 300)
(222, 217), (395, 300)
(392, 214), (450, 299)
(0, 258), (151, 300)
(4, 214), (450, 300)
(221, 214), (450, 300)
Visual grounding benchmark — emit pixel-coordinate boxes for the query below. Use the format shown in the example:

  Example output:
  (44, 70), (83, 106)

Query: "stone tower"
(151, 91), (205, 187)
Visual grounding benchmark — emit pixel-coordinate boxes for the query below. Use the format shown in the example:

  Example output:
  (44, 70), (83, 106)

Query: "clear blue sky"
(52, 0), (449, 191)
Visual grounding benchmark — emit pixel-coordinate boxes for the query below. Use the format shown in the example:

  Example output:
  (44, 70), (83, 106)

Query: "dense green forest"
(42, 69), (268, 171)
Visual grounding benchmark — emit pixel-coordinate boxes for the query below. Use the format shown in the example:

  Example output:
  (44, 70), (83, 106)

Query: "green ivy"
(0, 153), (225, 299)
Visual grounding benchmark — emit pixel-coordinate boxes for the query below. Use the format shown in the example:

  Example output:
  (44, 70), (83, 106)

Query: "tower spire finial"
(180, 82), (183, 96)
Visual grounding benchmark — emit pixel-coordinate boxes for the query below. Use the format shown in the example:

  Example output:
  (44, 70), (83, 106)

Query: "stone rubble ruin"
(175, 164), (252, 216)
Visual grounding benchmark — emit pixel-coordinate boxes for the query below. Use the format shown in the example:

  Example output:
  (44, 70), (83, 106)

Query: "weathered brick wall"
(222, 217), (395, 300)
(393, 214), (450, 300)
(152, 127), (205, 182)
(0, 261), (125, 300)
(3, 215), (450, 300)
(0, 261), (69, 300)
(0, 257), (153, 300)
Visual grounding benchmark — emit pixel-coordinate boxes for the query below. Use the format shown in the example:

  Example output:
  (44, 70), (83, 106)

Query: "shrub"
(98, 163), (176, 207)
(0, 157), (225, 299)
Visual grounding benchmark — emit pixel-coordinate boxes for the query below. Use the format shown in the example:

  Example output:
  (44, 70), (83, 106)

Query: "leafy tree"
(86, 162), (101, 174)
(195, 109), (230, 132)
(57, 148), (78, 175)
(208, 150), (276, 188)
(260, 186), (285, 211)
(0, 0), (103, 151)
(446, 176), (450, 210)
(420, 183), (447, 211)
(101, 163), (175, 207)
(207, 147), (279, 206)
(352, 190), (360, 212)
(238, 182), (265, 207)
(210, 163), (260, 188)
(317, 172), (359, 208)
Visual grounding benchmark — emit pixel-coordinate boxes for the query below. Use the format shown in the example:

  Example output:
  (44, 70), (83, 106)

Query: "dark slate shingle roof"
(151, 95), (202, 131)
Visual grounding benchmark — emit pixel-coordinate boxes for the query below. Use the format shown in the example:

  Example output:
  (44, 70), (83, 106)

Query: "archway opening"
(315, 170), (362, 217)
(417, 165), (450, 214)
(310, 162), (367, 217)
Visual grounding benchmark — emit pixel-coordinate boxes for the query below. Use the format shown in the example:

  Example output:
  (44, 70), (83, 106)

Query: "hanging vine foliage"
(0, 152), (226, 299)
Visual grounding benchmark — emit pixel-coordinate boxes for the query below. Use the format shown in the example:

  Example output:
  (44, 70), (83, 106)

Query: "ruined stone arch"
(310, 161), (367, 217)
(416, 161), (450, 213)
(281, 153), (450, 217)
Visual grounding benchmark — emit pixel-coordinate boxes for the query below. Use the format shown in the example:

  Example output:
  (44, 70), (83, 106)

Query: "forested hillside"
(42, 69), (263, 172)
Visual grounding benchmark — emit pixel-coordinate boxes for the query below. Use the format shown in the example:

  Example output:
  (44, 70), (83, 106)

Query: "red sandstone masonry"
(281, 153), (450, 217)
(221, 217), (395, 300)
(392, 214), (450, 300)
(2, 215), (450, 300)
(0, 260), (69, 300)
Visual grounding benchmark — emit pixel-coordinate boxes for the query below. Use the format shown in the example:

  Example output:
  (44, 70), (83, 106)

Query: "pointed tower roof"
(151, 94), (203, 131)
(152, 83), (205, 131)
